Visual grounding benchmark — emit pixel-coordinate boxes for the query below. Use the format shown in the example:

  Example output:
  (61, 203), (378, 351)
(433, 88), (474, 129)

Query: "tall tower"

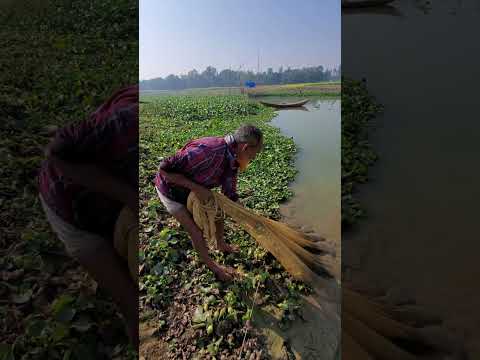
(257, 48), (260, 74)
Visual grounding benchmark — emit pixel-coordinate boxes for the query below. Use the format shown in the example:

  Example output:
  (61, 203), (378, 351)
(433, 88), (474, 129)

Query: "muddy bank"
(253, 295), (340, 360)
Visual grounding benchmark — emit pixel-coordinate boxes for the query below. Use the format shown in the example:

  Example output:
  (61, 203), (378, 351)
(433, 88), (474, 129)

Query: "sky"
(139, 0), (340, 80)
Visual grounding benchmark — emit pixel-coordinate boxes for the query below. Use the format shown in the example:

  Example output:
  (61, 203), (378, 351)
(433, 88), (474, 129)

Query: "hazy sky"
(140, 0), (340, 80)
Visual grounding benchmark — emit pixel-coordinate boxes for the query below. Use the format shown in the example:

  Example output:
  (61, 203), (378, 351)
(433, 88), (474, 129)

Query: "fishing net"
(187, 191), (225, 250)
(187, 191), (463, 359)
(187, 191), (337, 296)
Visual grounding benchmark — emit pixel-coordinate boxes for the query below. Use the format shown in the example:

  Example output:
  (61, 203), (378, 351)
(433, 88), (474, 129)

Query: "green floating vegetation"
(1, 1), (137, 359)
(140, 95), (263, 122)
(341, 78), (383, 226)
(140, 95), (310, 358)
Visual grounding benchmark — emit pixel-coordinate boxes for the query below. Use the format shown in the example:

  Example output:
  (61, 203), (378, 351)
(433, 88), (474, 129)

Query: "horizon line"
(140, 63), (341, 82)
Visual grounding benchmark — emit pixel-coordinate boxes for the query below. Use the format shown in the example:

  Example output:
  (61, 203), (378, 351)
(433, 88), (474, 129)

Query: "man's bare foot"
(217, 242), (239, 254)
(212, 265), (238, 282)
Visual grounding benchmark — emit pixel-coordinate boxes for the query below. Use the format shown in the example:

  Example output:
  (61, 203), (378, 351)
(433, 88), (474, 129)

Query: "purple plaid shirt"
(155, 135), (239, 204)
(38, 86), (138, 235)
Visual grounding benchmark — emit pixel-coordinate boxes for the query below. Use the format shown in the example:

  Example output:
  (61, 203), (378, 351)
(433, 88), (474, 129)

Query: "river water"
(265, 97), (341, 268)
(252, 97), (341, 359)
(343, 0), (480, 355)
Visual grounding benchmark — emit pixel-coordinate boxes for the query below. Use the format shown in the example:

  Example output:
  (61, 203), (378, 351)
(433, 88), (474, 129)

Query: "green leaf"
(0, 343), (14, 360)
(28, 347), (44, 356)
(207, 342), (218, 356)
(54, 37), (66, 49)
(51, 294), (75, 314)
(152, 263), (164, 276)
(51, 323), (70, 342)
(157, 240), (169, 249)
(26, 319), (46, 337)
(75, 295), (95, 311)
(11, 289), (32, 304)
(71, 315), (92, 332)
(192, 306), (206, 324)
(63, 349), (72, 360)
(183, 282), (192, 290)
(167, 249), (179, 262)
(52, 294), (76, 323)
(159, 228), (170, 240)
(206, 324), (213, 335)
(72, 343), (96, 360)
(277, 300), (289, 311)
(111, 344), (123, 356)
(54, 306), (76, 323)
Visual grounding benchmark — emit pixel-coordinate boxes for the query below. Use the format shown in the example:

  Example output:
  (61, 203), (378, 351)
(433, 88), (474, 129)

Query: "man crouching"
(155, 124), (264, 282)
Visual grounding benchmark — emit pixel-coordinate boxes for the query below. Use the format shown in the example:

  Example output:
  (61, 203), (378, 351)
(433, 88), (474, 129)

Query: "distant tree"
(186, 69), (200, 88)
(265, 67), (274, 84)
(202, 66), (217, 87)
(140, 64), (339, 90)
(218, 69), (236, 86)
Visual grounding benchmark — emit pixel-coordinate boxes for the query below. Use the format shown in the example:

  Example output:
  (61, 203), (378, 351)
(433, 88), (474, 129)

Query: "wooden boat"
(289, 106), (309, 112)
(259, 99), (309, 108)
(342, 0), (395, 8)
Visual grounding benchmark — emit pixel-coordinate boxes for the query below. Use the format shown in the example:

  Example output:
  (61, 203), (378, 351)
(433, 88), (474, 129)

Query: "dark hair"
(233, 124), (263, 147)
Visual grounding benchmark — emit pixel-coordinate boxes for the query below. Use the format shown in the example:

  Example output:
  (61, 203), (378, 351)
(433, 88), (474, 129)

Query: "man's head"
(233, 124), (263, 171)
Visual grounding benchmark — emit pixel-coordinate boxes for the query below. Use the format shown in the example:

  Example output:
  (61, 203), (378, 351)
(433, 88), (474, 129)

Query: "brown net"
(187, 192), (337, 295)
(187, 192), (462, 359)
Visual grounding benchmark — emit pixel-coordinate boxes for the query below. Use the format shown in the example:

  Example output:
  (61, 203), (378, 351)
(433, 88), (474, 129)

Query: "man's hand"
(193, 185), (213, 203)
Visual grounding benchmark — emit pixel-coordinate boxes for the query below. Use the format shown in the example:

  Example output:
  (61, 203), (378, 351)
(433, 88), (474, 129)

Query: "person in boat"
(155, 124), (264, 282)
(38, 86), (139, 347)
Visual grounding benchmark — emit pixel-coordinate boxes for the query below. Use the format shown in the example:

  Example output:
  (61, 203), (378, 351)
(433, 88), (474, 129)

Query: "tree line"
(140, 65), (341, 90)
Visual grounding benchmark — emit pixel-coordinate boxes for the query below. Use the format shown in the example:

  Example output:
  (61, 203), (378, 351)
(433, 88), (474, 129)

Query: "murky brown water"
(343, 0), (480, 356)
(254, 98), (341, 359)
(266, 98), (341, 246)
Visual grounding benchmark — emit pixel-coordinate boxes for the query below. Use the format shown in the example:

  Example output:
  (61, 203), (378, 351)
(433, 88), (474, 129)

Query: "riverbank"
(0, 1), (137, 359)
(140, 81), (341, 98)
(247, 82), (341, 97)
(139, 95), (338, 358)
